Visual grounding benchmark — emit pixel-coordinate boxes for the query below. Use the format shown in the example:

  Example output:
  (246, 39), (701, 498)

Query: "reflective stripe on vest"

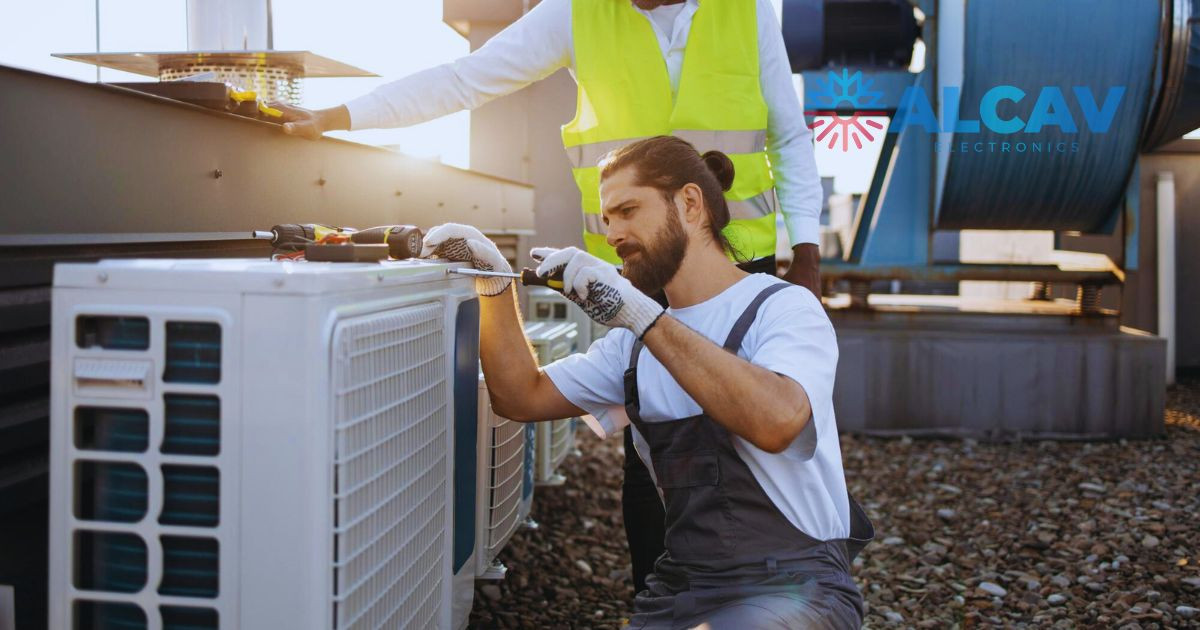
(565, 129), (768, 170)
(564, 0), (776, 265)
(581, 189), (777, 235)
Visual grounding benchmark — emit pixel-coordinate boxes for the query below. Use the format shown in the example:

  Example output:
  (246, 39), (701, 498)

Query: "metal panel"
(831, 308), (1166, 438)
(0, 65), (534, 240)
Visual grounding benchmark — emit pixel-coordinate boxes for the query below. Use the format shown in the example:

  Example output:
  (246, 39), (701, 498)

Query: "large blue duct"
(936, 0), (1162, 231)
(784, 0), (1200, 235)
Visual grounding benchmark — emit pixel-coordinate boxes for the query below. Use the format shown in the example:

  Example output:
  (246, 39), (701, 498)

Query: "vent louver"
(164, 322), (221, 384)
(68, 317), (223, 629)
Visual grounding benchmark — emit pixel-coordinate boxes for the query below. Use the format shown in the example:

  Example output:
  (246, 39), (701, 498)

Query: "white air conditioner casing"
(525, 288), (610, 351)
(473, 376), (526, 580)
(49, 258), (484, 630)
(523, 322), (579, 486)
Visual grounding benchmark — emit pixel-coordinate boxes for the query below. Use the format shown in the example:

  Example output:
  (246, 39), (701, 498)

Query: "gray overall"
(623, 283), (875, 630)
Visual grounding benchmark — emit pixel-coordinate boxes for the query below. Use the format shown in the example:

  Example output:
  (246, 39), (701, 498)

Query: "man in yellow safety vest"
(275, 0), (828, 599)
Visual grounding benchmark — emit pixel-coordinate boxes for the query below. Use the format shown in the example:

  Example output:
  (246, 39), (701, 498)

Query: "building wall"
(1059, 147), (1200, 368)
(1137, 151), (1200, 367)
(464, 23), (584, 271)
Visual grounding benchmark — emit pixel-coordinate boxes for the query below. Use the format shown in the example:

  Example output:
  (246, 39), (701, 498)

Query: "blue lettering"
(941, 87), (981, 133)
(1073, 86), (1124, 133)
(1026, 87), (1078, 133)
(982, 86), (1026, 134)
(895, 86), (939, 133)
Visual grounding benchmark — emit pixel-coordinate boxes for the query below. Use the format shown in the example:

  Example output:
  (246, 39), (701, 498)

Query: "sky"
(0, 0), (473, 166)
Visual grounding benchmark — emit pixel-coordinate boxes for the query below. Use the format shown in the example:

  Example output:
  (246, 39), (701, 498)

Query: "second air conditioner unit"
(473, 376), (527, 580)
(524, 322), (579, 486)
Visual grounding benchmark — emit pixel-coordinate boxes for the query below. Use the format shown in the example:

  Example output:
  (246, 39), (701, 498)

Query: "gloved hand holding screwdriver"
(421, 223), (664, 339)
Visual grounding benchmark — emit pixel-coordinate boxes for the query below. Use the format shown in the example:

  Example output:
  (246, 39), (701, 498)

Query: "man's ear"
(678, 183), (705, 226)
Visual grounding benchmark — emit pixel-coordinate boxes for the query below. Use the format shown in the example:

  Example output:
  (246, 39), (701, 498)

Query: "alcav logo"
(806, 69), (1126, 154)
(807, 69), (888, 152)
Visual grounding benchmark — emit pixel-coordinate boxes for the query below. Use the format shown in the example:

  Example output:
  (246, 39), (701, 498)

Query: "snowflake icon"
(807, 69), (886, 152)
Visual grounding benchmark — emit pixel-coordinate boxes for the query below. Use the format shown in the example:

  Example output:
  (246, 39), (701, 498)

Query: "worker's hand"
(531, 247), (664, 339)
(781, 243), (822, 297)
(422, 223), (513, 296)
(273, 103), (350, 140)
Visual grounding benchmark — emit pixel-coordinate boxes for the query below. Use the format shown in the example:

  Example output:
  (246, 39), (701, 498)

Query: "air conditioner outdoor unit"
(49, 258), (484, 630)
(525, 287), (608, 351)
(473, 376), (527, 580)
(524, 322), (579, 487)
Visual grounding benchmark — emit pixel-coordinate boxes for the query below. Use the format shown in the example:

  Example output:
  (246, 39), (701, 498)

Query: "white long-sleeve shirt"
(345, 0), (822, 246)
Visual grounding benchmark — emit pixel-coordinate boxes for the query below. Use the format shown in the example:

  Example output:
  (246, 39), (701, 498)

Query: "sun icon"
(810, 115), (886, 152)
(806, 69), (887, 153)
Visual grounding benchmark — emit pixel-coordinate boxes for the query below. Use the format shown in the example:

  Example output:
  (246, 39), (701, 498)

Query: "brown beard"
(618, 201), (688, 295)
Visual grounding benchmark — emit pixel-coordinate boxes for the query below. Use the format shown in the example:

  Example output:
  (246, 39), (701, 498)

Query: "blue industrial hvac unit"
(779, 0), (1200, 436)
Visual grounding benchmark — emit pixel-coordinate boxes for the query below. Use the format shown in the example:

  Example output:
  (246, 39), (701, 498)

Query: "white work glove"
(531, 247), (665, 339)
(421, 223), (513, 296)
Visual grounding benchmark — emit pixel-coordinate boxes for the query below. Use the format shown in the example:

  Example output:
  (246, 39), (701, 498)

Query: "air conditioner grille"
(163, 394), (221, 456)
(331, 302), (448, 630)
(75, 407), (149, 452)
(549, 418), (574, 470)
(164, 322), (222, 384)
(486, 415), (525, 555)
(76, 315), (150, 351)
(74, 600), (146, 630)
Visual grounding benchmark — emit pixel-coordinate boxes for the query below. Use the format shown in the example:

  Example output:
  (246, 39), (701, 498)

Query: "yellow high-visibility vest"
(563, 0), (778, 264)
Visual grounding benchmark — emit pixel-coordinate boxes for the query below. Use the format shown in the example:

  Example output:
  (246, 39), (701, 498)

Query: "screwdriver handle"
(520, 268), (566, 292)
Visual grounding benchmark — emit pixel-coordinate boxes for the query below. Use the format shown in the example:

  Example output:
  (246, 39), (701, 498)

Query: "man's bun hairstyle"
(599, 136), (741, 258)
(701, 150), (735, 192)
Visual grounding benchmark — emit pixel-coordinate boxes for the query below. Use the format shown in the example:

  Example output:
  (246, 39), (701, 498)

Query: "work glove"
(421, 223), (513, 296)
(531, 247), (665, 339)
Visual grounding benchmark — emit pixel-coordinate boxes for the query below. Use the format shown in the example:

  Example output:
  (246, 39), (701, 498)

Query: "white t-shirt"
(543, 274), (852, 540)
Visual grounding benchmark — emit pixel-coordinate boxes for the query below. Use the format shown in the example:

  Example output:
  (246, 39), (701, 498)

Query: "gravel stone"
(467, 374), (1200, 628)
(978, 582), (1007, 597)
(480, 584), (502, 602)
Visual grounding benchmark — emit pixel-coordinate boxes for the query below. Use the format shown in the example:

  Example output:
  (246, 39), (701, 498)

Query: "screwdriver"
(448, 267), (566, 292)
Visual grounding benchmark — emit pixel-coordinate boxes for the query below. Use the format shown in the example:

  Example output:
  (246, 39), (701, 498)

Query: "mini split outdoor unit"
(524, 322), (579, 487)
(473, 374), (530, 581)
(48, 258), (521, 630)
(525, 287), (607, 351)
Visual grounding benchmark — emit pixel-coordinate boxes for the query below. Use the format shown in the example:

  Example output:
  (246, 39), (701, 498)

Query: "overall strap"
(722, 282), (792, 352)
(623, 340), (647, 423)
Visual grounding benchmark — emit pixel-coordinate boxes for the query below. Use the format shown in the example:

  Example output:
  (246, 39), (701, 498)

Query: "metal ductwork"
(783, 0), (921, 72)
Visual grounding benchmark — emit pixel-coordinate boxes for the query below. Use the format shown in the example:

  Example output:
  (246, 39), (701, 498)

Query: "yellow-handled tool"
(448, 268), (566, 293)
